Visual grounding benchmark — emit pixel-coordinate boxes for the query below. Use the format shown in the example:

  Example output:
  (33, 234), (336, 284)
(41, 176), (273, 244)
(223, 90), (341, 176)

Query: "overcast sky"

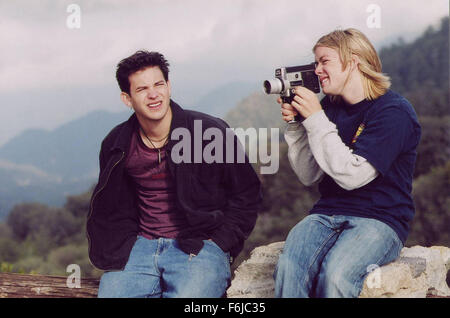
(0, 0), (448, 146)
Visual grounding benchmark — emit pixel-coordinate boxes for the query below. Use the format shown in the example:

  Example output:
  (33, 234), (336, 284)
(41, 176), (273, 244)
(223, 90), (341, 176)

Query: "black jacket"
(87, 101), (262, 270)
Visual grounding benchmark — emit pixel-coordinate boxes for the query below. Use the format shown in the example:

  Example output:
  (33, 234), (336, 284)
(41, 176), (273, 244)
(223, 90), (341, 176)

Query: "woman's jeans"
(98, 236), (231, 298)
(274, 214), (403, 298)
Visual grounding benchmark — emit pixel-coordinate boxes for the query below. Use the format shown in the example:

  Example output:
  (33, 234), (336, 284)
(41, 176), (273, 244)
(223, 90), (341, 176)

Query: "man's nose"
(147, 88), (158, 99)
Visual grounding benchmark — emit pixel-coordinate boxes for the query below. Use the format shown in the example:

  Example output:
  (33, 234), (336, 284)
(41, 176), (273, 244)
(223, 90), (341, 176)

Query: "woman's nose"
(315, 64), (322, 76)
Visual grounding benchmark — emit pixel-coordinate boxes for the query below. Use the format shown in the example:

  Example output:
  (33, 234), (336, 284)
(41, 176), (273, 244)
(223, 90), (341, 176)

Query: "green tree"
(414, 116), (450, 178)
(6, 203), (50, 241)
(407, 162), (450, 247)
(0, 238), (20, 263)
(64, 188), (93, 219)
(380, 17), (449, 117)
(6, 203), (80, 255)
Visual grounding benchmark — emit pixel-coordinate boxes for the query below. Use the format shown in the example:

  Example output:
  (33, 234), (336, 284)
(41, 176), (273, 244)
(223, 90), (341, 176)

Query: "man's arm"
(209, 131), (262, 254)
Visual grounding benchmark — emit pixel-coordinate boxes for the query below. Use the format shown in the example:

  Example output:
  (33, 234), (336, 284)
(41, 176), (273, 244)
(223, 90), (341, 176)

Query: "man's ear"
(167, 80), (172, 98)
(120, 92), (133, 110)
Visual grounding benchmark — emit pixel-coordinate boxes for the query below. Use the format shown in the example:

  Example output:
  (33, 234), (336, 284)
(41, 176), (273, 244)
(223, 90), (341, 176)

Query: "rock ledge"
(227, 242), (450, 298)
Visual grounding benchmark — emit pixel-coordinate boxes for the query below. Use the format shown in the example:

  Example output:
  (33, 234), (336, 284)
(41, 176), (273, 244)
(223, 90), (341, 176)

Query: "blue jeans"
(98, 236), (231, 298)
(274, 214), (403, 298)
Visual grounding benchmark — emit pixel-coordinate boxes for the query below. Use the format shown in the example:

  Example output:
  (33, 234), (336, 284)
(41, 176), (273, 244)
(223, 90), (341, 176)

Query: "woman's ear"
(351, 54), (360, 71)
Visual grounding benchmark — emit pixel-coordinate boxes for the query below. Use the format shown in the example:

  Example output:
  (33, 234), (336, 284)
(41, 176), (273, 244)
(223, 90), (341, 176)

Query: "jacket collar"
(110, 99), (187, 152)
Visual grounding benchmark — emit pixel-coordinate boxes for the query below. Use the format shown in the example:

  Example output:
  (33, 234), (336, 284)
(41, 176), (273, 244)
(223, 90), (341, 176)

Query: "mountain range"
(1, 16), (448, 221)
(0, 81), (259, 220)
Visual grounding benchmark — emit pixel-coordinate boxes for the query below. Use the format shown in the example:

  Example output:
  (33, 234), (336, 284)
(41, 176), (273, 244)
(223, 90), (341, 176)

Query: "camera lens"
(263, 81), (272, 94)
(263, 79), (283, 94)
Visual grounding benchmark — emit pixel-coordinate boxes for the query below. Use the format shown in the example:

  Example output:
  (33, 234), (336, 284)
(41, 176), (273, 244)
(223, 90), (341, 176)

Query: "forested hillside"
(379, 17), (449, 117)
(0, 18), (448, 278)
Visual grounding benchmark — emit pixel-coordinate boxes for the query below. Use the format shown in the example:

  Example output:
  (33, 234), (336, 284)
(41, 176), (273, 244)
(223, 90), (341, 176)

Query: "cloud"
(1, 0), (446, 92)
(0, 0), (447, 145)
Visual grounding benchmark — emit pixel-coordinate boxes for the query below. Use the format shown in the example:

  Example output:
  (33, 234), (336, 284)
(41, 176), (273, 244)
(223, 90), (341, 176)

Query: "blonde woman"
(274, 29), (421, 297)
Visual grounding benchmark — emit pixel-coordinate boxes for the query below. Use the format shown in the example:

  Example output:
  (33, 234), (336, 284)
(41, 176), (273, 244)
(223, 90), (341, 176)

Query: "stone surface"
(227, 242), (284, 298)
(2, 242), (448, 298)
(227, 242), (450, 298)
(396, 257), (426, 278)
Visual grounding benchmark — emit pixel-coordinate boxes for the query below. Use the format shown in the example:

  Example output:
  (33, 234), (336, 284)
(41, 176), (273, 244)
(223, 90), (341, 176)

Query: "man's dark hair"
(116, 50), (170, 95)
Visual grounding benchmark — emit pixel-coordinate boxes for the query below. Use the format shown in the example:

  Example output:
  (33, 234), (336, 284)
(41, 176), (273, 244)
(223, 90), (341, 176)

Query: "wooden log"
(0, 273), (99, 298)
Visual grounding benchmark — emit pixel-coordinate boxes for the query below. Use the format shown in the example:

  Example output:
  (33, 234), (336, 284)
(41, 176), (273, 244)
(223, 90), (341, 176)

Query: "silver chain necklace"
(140, 127), (169, 164)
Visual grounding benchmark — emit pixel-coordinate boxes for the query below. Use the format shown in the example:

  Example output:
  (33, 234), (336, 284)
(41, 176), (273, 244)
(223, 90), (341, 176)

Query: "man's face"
(122, 66), (172, 125)
(314, 46), (351, 96)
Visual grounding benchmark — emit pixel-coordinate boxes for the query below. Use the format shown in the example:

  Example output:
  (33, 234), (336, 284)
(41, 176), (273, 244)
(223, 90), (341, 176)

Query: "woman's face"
(314, 46), (351, 96)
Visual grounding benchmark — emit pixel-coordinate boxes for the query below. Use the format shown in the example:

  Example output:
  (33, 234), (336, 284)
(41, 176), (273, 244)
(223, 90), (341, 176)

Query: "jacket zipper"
(86, 150), (126, 271)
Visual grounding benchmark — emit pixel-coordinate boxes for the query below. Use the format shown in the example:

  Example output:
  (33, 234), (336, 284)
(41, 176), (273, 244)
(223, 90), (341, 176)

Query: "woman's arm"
(302, 110), (378, 190)
(284, 122), (325, 186)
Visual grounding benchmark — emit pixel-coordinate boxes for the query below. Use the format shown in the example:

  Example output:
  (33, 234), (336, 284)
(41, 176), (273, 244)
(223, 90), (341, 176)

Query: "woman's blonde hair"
(313, 28), (391, 100)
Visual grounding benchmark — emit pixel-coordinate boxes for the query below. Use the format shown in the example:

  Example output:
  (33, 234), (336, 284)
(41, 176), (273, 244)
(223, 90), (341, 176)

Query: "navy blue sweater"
(310, 90), (421, 244)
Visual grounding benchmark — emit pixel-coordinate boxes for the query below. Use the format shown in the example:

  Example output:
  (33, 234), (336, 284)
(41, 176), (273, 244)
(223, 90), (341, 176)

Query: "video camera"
(263, 63), (320, 122)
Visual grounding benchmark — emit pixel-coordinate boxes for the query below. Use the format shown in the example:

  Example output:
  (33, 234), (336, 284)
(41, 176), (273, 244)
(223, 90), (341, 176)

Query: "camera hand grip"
(281, 96), (305, 123)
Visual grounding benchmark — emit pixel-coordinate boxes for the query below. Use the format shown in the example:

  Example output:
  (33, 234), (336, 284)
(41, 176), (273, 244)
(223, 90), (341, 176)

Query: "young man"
(87, 51), (262, 298)
(275, 29), (421, 297)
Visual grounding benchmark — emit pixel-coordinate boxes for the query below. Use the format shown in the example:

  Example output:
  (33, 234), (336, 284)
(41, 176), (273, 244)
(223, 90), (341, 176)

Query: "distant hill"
(0, 110), (131, 180)
(379, 17), (449, 116)
(227, 17), (449, 132)
(190, 81), (261, 118)
(0, 110), (130, 220)
(225, 92), (281, 129)
(0, 80), (259, 220)
(0, 18), (447, 221)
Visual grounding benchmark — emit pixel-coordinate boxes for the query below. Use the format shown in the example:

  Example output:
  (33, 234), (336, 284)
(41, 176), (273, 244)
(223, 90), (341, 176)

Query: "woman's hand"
(278, 97), (298, 123)
(290, 87), (322, 119)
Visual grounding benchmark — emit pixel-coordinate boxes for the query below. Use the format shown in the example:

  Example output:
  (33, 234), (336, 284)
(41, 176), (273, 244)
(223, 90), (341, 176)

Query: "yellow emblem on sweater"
(352, 123), (365, 144)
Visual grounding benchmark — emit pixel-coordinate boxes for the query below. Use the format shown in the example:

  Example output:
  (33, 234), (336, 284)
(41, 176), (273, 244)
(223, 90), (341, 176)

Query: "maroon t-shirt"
(125, 129), (188, 240)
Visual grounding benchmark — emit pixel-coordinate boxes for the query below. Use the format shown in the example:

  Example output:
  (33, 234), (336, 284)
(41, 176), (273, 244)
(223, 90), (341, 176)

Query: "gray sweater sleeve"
(285, 110), (379, 190)
(284, 122), (325, 186)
